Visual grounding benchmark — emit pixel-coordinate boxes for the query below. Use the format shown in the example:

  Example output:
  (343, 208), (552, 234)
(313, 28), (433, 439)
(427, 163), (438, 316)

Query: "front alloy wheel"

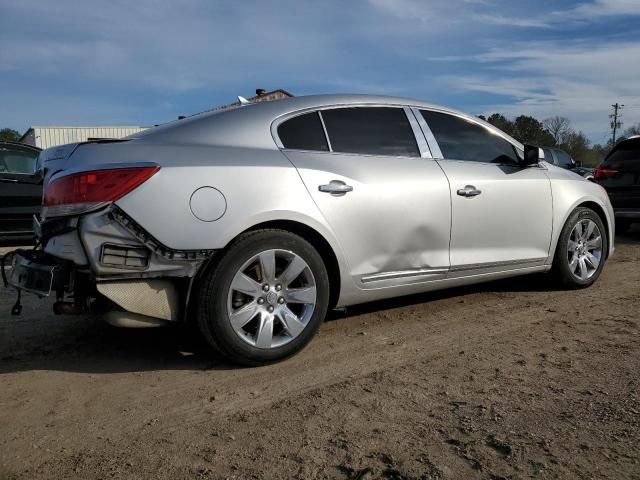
(567, 219), (603, 281)
(553, 207), (607, 288)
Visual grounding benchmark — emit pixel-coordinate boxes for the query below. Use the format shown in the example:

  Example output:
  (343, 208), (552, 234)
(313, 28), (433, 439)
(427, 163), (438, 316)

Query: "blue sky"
(1, 0), (639, 144)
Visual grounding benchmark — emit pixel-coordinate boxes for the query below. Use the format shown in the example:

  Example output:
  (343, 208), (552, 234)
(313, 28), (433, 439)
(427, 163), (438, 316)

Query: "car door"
(277, 106), (451, 286)
(0, 142), (42, 245)
(416, 109), (552, 271)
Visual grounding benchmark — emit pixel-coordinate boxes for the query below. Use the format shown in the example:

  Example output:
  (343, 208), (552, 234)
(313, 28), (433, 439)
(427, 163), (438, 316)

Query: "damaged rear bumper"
(5, 250), (69, 297)
(4, 206), (216, 325)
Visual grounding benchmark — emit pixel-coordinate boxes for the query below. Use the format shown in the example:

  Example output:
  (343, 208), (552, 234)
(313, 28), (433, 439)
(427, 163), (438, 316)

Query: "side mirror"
(523, 144), (544, 166)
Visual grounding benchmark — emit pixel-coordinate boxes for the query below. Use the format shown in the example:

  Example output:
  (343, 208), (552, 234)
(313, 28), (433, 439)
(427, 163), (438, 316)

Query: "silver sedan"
(7, 94), (614, 365)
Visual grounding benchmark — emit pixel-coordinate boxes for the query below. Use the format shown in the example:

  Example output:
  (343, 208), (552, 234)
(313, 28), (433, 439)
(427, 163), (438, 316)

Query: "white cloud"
(440, 40), (640, 141)
(563, 0), (640, 18)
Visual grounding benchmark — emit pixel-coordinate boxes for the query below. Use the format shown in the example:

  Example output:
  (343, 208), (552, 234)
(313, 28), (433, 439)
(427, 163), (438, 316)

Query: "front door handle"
(319, 180), (353, 196)
(457, 185), (482, 197)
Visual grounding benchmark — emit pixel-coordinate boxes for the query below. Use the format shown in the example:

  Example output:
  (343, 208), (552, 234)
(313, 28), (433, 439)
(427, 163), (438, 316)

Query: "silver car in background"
(6, 94), (614, 365)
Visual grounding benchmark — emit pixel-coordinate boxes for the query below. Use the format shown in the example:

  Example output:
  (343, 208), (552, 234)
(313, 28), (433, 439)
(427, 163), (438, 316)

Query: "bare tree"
(623, 123), (640, 138)
(543, 116), (571, 144)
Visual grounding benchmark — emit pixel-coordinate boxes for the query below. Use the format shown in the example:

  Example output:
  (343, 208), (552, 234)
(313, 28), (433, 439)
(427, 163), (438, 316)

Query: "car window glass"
(605, 140), (639, 165)
(278, 112), (329, 152)
(543, 148), (555, 164)
(554, 149), (573, 168)
(321, 107), (420, 157)
(420, 110), (519, 164)
(0, 149), (37, 174)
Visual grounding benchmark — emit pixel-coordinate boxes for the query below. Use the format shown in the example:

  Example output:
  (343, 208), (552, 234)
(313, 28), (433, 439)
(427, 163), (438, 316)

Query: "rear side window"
(278, 112), (329, 151)
(421, 110), (519, 164)
(321, 107), (420, 157)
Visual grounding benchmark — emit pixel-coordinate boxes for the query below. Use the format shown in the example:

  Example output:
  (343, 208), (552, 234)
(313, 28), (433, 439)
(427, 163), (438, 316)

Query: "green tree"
(0, 128), (21, 141)
(560, 131), (591, 164)
(512, 115), (555, 146)
(485, 113), (515, 137)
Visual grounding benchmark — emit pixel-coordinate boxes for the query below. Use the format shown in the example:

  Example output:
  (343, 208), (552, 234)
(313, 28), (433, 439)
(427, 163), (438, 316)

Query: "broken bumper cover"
(5, 250), (69, 297)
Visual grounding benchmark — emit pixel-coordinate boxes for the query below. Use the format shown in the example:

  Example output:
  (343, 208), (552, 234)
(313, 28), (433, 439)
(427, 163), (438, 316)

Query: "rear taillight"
(43, 165), (160, 217)
(593, 165), (618, 180)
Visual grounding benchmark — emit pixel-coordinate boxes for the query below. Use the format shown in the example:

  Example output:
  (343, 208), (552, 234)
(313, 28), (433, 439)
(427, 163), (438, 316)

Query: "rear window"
(605, 139), (640, 164)
(321, 107), (420, 157)
(277, 112), (329, 152)
(0, 149), (38, 174)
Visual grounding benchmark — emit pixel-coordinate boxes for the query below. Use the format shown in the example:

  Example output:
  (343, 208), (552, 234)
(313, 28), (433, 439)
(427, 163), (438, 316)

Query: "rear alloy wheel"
(197, 230), (329, 365)
(553, 207), (608, 288)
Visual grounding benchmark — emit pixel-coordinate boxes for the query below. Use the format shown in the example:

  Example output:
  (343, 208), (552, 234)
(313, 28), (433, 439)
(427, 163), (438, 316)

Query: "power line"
(610, 103), (624, 143)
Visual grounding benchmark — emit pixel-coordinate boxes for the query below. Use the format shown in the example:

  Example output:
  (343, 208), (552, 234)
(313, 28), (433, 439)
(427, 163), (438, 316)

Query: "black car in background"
(594, 136), (640, 233)
(0, 141), (42, 246)
(542, 147), (594, 180)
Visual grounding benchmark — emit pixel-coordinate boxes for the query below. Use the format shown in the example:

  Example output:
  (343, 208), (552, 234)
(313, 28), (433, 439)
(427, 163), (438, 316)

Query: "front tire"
(552, 207), (608, 288)
(196, 230), (329, 366)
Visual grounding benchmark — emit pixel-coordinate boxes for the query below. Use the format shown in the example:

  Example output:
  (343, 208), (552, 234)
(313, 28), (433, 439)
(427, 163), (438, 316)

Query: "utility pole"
(610, 103), (624, 144)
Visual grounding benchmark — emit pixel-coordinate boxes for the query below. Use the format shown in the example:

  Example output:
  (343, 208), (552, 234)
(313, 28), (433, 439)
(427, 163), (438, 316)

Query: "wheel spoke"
(568, 239), (577, 251)
(255, 312), (274, 348)
(278, 305), (306, 337)
(586, 235), (602, 250)
(578, 257), (588, 280)
(229, 301), (258, 332)
(569, 254), (579, 272)
(585, 252), (600, 269)
(231, 273), (262, 297)
(585, 220), (596, 239)
(280, 256), (307, 286)
(285, 286), (316, 304)
(259, 250), (276, 283)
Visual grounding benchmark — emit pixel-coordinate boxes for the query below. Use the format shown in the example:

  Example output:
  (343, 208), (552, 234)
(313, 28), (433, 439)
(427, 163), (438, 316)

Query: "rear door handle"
(319, 180), (353, 196)
(457, 185), (482, 197)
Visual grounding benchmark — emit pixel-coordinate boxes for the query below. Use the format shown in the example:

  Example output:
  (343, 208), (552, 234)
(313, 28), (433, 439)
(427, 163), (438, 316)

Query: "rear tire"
(196, 229), (329, 366)
(552, 207), (607, 288)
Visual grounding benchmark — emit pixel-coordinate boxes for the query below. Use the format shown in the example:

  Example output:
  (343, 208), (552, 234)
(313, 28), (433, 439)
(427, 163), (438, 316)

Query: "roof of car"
(133, 94), (519, 150)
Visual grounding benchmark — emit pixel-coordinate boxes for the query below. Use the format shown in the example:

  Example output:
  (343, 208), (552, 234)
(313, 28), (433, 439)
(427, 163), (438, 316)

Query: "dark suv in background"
(542, 147), (594, 180)
(0, 141), (42, 246)
(594, 136), (640, 233)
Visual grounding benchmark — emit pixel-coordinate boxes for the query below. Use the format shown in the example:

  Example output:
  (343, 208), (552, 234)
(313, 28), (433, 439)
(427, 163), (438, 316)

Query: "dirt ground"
(0, 230), (639, 480)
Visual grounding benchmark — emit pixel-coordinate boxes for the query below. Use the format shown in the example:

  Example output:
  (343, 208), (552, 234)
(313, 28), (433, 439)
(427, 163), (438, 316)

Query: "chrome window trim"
(404, 107), (432, 158)
(272, 103), (427, 159)
(409, 106), (442, 159)
(317, 111), (333, 152)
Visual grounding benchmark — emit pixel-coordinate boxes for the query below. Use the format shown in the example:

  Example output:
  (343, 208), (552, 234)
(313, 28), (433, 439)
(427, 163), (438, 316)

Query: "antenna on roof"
(237, 96), (250, 105)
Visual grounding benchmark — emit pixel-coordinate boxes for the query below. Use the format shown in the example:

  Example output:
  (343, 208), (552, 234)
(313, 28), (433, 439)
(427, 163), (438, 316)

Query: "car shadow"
(0, 230), (634, 376)
(0, 271), (556, 376)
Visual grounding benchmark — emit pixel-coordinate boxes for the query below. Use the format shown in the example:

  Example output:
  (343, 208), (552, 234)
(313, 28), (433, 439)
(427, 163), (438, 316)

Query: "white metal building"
(20, 126), (149, 149)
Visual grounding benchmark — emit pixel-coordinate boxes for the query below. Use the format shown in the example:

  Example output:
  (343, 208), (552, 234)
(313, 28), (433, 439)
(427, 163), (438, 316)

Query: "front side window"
(277, 112), (329, 152)
(421, 110), (519, 164)
(0, 148), (38, 174)
(321, 107), (420, 157)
